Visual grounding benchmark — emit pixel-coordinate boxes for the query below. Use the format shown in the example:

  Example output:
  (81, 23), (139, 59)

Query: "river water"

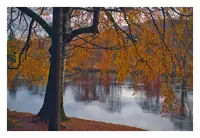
(7, 72), (193, 131)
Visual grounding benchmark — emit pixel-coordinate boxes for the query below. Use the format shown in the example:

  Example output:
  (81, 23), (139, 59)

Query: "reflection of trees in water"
(8, 77), (19, 99)
(98, 82), (122, 113)
(165, 77), (193, 118)
(136, 79), (162, 114)
(136, 77), (192, 115)
(180, 80), (192, 118)
(7, 77), (46, 99)
(26, 83), (46, 96)
(8, 87), (17, 100)
(169, 113), (193, 131)
(135, 77), (193, 130)
(168, 78), (193, 131)
(27, 85), (37, 94)
(70, 72), (123, 113)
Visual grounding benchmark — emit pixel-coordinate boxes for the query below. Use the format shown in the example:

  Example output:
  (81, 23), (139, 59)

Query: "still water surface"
(7, 72), (193, 131)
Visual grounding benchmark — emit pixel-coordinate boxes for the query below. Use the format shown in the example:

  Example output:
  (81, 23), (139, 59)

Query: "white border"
(2, 0), (196, 7)
(1, 0), (199, 138)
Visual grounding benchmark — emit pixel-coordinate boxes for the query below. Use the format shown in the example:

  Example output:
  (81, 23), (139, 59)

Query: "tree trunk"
(36, 49), (53, 120)
(48, 7), (62, 131)
(36, 8), (73, 122)
(60, 8), (73, 121)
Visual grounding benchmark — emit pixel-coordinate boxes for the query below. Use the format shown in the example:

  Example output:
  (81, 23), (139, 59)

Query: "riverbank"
(7, 110), (146, 131)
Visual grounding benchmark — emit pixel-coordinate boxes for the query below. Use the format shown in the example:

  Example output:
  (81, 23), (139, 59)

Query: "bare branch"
(171, 7), (193, 17)
(161, 7), (166, 40)
(8, 18), (35, 69)
(120, 8), (144, 32)
(72, 7), (122, 13)
(146, 8), (162, 36)
(7, 8), (20, 33)
(70, 7), (100, 40)
(24, 19), (35, 56)
(147, 8), (173, 53)
(72, 7), (94, 12)
(104, 9), (137, 43)
(76, 35), (119, 50)
(19, 14), (29, 40)
(16, 7), (53, 38)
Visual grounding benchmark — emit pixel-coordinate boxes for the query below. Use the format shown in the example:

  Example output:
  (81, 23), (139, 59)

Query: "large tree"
(7, 7), (193, 130)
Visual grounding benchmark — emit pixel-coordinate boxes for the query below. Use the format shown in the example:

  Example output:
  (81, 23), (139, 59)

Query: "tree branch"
(16, 7), (53, 38)
(76, 35), (119, 50)
(171, 7), (193, 17)
(7, 8), (20, 33)
(72, 7), (122, 13)
(70, 7), (100, 40)
(24, 19), (35, 56)
(8, 19), (35, 70)
(120, 7), (144, 32)
(72, 7), (94, 12)
(161, 7), (166, 40)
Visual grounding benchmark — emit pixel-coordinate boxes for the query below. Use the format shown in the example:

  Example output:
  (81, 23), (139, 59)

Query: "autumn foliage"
(7, 7), (193, 116)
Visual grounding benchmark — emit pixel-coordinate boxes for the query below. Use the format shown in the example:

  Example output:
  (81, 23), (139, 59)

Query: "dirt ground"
(7, 110), (146, 131)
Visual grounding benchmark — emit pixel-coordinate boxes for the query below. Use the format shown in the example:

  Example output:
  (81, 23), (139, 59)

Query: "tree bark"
(60, 8), (72, 121)
(37, 8), (72, 122)
(48, 7), (62, 131)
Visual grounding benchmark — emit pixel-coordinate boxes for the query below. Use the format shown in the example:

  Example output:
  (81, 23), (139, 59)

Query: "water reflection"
(8, 87), (17, 100)
(69, 73), (123, 113)
(136, 79), (162, 114)
(7, 72), (193, 131)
